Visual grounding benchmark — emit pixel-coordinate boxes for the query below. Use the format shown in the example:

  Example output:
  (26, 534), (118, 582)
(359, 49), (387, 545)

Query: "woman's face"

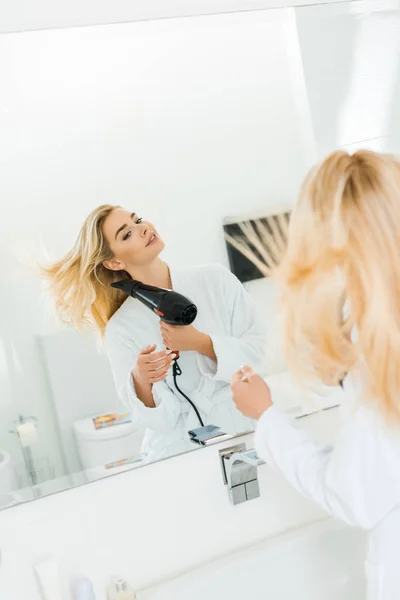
(102, 207), (165, 272)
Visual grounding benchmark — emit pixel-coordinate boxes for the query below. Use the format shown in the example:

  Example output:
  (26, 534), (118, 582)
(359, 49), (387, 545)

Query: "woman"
(43, 205), (266, 461)
(232, 150), (400, 600)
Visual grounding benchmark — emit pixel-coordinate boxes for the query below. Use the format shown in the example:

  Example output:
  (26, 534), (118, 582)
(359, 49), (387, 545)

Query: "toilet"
(73, 416), (144, 472)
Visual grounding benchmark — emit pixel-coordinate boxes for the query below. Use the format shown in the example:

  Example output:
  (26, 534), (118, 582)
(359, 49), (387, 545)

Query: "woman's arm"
(159, 323), (217, 361)
(132, 376), (155, 408)
(105, 325), (181, 433)
(255, 404), (398, 529)
(193, 331), (217, 361)
(233, 370), (399, 529)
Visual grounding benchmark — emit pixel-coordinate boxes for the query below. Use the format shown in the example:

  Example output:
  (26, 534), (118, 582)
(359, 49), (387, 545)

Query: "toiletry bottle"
(106, 576), (136, 600)
(70, 575), (97, 600)
(33, 556), (63, 600)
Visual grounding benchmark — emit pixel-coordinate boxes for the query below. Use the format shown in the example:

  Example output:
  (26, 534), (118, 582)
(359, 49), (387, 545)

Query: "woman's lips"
(146, 233), (158, 247)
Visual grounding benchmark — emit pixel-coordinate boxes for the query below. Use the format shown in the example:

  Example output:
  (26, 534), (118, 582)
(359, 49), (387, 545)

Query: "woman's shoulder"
(174, 262), (231, 280)
(341, 372), (400, 439)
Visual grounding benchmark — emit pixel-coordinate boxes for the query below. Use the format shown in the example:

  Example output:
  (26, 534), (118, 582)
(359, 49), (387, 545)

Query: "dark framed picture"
(224, 211), (291, 283)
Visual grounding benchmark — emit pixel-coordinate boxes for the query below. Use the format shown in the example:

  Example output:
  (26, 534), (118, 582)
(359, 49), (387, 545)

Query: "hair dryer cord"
(172, 361), (204, 428)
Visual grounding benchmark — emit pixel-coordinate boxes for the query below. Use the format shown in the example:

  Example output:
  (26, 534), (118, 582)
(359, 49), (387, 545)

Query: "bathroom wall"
(0, 0), (355, 35)
(296, 0), (400, 156)
(0, 408), (341, 600)
(0, 8), (315, 475)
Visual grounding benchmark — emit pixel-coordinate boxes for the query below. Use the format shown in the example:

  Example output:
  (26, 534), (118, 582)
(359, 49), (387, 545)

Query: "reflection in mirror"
(1, 3), (379, 509)
(1, 12), (284, 509)
(41, 204), (267, 464)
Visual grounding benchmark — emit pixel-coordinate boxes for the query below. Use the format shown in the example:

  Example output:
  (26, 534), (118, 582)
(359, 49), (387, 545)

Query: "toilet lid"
(73, 416), (136, 441)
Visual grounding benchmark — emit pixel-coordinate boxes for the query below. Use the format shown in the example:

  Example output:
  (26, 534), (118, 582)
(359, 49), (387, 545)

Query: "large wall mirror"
(1, 2), (399, 510)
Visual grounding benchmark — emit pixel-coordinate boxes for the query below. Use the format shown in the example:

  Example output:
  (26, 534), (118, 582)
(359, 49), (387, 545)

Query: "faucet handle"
(219, 443), (265, 505)
(219, 442), (246, 485)
(232, 449), (265, 467)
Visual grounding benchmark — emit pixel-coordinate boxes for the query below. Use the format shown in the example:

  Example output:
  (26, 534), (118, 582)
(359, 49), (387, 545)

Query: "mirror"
(1, 2), (398, 509)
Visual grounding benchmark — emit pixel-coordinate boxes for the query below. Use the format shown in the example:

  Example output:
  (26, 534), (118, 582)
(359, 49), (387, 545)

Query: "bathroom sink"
(139, 519), (366, 600)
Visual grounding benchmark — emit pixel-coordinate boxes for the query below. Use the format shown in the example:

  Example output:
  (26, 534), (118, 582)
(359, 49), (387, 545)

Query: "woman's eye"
(122, 218), (142, 240)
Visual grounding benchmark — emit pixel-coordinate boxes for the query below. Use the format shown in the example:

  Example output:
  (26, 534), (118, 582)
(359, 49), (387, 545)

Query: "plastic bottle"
(70, 575), (97, 600)
(106, 576), (136, 600)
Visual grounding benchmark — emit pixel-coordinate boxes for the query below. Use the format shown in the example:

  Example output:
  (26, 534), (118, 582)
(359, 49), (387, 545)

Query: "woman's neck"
(127, 259), (172, 289)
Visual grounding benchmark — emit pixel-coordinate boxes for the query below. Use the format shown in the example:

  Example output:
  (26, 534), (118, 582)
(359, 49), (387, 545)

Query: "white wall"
(37, 331), (124, 476)
(295, 0), (400, 156)
(0, 9), (315, 480)
(0, 0), (357, 35)
(0, 409), (341, 600)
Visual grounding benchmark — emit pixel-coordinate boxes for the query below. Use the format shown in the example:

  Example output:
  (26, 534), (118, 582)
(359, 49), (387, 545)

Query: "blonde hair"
(41, 204), (130, 335)
(277, 149), (400, 420)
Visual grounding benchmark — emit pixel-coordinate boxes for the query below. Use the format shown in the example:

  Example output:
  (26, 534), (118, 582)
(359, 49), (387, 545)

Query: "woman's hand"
(160, 323), (200, 352)
(231, 365), (273, 420)
(159, 322), (213, 356)
(132, 345), (176, 385)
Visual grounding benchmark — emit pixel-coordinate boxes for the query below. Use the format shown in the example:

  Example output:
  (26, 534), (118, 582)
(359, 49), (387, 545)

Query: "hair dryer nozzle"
(111, 280), (139, 295)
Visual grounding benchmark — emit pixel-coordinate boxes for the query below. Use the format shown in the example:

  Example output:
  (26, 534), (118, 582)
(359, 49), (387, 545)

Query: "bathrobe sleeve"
(255, 398), (399, 529)
(105, 323), (180, 433)
(197, 265), (266, 384)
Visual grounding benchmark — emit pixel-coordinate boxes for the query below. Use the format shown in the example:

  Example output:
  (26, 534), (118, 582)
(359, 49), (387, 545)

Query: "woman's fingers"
(134, 346), (174, 385)
(139, 348), (172, 363)
(148, 349), (173, 362)
(232, 370), (244, 386)
(147, 357), (174, 373)
(240, 365), (256, 378)
(148, 370), (170, 383)
(232, 365), (255, 386)
(138, 345), (177, 376)
(139, 345), (157, 355)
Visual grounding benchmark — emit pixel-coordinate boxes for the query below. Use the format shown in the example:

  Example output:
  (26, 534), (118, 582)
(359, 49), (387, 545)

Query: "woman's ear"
(103, 259), (125, 272)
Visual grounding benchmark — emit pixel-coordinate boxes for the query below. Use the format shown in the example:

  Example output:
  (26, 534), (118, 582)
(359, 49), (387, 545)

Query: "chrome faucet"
(219, 442), (265, 505)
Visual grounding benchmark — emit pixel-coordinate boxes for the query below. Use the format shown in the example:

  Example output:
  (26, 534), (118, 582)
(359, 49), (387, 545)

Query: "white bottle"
(106, 576), (136, 600)
(70, 575), (97, 600)
(33, 557), (63, 600)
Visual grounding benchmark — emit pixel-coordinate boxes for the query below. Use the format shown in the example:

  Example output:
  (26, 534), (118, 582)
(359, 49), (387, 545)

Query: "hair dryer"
(111, 278), (205, 428)
(111, 280), (197, 326)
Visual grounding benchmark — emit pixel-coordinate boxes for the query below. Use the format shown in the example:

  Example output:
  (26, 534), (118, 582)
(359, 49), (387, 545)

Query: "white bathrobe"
(255, 374), (400, 600)
(106, 263), (266, 461)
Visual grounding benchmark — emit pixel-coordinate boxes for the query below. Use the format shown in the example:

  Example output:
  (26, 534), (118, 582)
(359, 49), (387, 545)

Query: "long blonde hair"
(278, 149), (400, 420)
(41, 204), (130, 335)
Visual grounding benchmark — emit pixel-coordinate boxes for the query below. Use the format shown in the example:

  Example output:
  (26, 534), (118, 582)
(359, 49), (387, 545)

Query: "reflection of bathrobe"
(256, 375), (400, 600)
(105, 264), (266, 461)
